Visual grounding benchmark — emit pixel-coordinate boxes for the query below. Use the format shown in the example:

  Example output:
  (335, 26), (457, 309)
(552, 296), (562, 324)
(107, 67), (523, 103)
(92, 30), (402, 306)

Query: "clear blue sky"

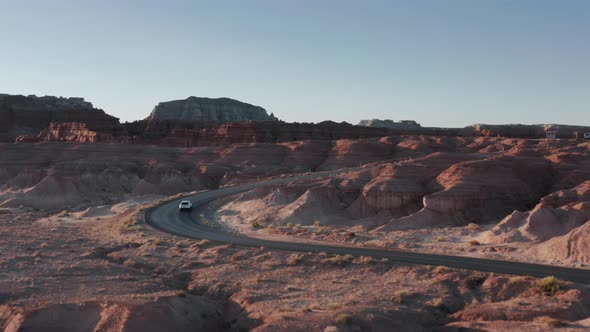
(1, 0), (588, 127)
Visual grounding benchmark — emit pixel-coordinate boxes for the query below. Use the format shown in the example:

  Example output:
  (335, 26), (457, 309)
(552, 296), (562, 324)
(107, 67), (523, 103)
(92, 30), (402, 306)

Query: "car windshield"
(180, 201), (190, 205)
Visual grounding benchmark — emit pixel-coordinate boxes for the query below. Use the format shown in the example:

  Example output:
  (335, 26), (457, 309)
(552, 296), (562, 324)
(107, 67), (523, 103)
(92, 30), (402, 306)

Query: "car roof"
(180, 200), (191, 203)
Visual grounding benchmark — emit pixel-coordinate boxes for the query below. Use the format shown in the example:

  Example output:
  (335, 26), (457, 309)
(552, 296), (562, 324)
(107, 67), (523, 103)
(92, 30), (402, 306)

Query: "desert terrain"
(2, 94), (590, 331)
(1, 136), (590, 331)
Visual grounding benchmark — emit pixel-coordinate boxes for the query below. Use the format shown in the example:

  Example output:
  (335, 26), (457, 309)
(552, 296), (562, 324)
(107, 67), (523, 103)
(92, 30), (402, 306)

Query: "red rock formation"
(36, 122), (129, 143)
(462, 124), (590, 139)
(142, 120), (462, 147)
(0, 94), (125, 141)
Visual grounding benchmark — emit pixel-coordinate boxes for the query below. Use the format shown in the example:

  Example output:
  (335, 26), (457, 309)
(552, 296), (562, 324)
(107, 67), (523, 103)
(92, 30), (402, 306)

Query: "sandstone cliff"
(358, 119), (422, 129)
(0, 94), (125, 141)
(146, 96), (278, 124)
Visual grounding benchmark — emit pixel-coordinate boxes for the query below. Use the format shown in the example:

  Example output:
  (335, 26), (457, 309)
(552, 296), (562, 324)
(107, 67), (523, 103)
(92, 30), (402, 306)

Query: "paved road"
(145, 173), (590, 285)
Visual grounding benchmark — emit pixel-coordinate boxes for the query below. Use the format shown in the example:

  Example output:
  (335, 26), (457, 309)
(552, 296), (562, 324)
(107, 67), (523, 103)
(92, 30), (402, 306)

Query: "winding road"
(145, 172), (590, 285)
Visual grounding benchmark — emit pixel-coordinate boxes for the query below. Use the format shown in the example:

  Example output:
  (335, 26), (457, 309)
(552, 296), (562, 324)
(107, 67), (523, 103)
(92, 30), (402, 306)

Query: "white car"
(178, 200), (193, 211)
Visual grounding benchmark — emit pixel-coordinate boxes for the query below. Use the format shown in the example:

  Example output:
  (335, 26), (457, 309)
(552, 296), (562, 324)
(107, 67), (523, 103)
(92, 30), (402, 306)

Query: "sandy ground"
(2, 139), (590, 331)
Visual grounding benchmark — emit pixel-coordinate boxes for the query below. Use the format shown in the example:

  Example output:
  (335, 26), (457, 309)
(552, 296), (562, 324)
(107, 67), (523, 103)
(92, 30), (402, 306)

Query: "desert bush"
(433, 298), (444, 307)
(334, 313), (352, 325)
(286, 253), (304, 266)
(229, 253), (242, 263)
(467, 223), (480, 231)
(313, 220), (321, 227)
(323, 326), (339, 332)
(536, 276), (563, 295)
(39, 242), (48, 248)
(250, 220), (261, 229)
(436, 235), (446, 242)
(359, 256), (375, 264)
(154, 238), (163, 246)
(468, 240), (480, 246)
(508, 276), (529, 285)
(327, 254), (354, 266)
(433, 266), (448, 274)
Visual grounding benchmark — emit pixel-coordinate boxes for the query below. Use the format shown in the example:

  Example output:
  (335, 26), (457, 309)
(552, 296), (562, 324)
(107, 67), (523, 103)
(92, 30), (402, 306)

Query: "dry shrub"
(334, 313), (352, 325)
(536, 276), (563, 295)
(433, 266), (448, 274)
(359, 256), (375, 264)
(327, 254), (354, 266)
(286, 253), (304, 266)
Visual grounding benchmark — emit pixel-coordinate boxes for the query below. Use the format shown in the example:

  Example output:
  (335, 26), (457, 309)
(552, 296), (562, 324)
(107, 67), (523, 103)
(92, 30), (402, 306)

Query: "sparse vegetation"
(359, 256), (375, 264)
(436, 235), (446, 242)
(536, 276), (563, 295)
(154, 238), (163, 246)
(250, 220), (261, 229)
(286, 253), (305, 266)
(117, 206), (146, 234)
(39, 242), (48, 248)
(432, 297), (454, 313)
(433, 266), (448, 274)
(508, 276), (529, 285)
(468, 240), (480, 246)
(229, 253), (242, 263)
(327, 254), (354, 266)
(335, 313), (353, 325)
